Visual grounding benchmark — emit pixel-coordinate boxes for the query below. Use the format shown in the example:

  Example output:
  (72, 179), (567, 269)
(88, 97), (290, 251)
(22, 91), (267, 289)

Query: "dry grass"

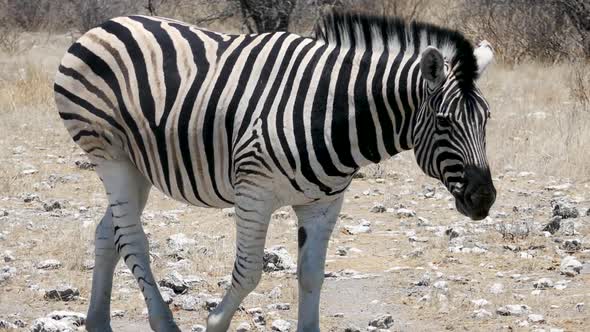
(477, 62), (590, 181)
(0, 62), (54, 112)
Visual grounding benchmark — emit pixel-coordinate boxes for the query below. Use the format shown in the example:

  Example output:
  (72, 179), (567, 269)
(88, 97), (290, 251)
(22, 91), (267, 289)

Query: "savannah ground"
(1, 15), (590, 332)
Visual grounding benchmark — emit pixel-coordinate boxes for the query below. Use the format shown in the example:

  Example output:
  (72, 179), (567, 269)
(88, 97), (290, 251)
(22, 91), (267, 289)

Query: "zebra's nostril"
(469, 186), (496, 209)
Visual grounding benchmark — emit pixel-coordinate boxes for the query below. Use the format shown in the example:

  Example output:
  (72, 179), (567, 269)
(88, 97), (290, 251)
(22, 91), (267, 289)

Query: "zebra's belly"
(139, 127), (236, 209)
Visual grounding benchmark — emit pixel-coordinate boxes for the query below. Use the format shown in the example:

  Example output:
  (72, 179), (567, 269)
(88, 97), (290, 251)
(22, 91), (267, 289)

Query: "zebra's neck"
(326, 43), (423, 169)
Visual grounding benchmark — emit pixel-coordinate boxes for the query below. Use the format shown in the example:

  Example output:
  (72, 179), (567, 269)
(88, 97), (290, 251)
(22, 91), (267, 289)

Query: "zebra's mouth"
(453, 185), (495, 221)
(454, 195), (475, 219)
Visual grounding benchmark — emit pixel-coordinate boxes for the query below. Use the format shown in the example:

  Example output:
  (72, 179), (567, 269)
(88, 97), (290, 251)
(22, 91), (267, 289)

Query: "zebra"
(53, 11), (496, 332)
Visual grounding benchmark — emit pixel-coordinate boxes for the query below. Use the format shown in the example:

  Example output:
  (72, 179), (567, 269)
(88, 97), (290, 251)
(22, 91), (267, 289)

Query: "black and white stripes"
(54, 12), (496, 331)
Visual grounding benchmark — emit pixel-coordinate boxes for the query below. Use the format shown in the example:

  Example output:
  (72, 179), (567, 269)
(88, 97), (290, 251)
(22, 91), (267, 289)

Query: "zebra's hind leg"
(207, 190), (275, 332)
(292, 196), (344, 332)
(95, 159), (179, 332)
(86, 207), (118, 332)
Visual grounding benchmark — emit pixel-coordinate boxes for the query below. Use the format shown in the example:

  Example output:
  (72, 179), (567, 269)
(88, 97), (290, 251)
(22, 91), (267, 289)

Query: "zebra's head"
(413, 41), (496, 220)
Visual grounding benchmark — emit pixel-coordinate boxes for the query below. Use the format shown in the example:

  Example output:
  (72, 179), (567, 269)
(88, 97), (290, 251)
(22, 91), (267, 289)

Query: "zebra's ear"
(474, 40), (494, 77)
(420, 46), (445, 89)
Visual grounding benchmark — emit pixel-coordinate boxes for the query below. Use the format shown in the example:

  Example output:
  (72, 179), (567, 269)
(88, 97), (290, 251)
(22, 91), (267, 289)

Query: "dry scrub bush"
(0, 26), (25, 55)
(458, 0), (588, 63)
(0, 63), (53, 111)
(482, 63), (590, 180)
(568, 61), (590, 111)
(0, 168), (17, 196)
(72, 0), (142, 32)
(0, 0), (51, 31)
(0, 0), (142, 33)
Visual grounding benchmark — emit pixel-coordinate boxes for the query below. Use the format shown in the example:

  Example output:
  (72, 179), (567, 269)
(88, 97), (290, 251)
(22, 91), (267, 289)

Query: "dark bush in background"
(0, 0), (588, 63)
(459, 0), (589, 62)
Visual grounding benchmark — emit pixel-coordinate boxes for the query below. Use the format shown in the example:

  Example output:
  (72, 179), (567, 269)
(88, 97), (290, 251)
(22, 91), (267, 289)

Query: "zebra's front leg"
(293, 196), (344, 332)
(86, 207), (118, 332)
(97, 160), (179, 332)
(207, 195), (274, 332)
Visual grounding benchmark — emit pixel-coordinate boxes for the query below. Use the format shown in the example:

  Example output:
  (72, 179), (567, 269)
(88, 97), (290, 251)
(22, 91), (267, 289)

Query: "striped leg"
(86, 207), (119, 332)
(207, 192), (274, 332)
(96, 160), (179, 332)
(293, 196), (343, 332)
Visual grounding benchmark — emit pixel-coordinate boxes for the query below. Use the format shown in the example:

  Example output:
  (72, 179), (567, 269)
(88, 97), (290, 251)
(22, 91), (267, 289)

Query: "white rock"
(263, 246), (295, 272)
(3, 251), (15, 262)
(561, 239), (582, 252)
(222, 207), (235, 217)
(343, 220), (371, 235)
(370, 203), (386, 213)
(159, 271), (189, 294)
(30, 317), (75, 332)
(344, 325), (361, 332)
(267, 303), (290, 310)
(43, 200), (64, 212)
(217, 275), (232, 290)
(489, 283), (504, 294)
(433, 280), (448, 292)
(0, 320), (17, 329)
(174, 294), (201, 311)
(533, 278), (554, 289)
(396, 208), (416, 218)
(204, 297), (222, 311)
(191, 324), (206, 332)
(528, 314), (545, 323)
(268, 286), (282, 299)
(496, 304), (530, 316)
(554, 280), (568, 290)
(368, 314), (394, 328)
(236, 322), (251, 332)
(246, 307), (263, 315)
(545, 183), (572, 191)
(271, 319), (291, 331)
(560, 256), (582, 276)
(36, 259), (62, 270)
(417, 217), (430, 226)
(472, 309), (492, 319)
(44, 285), (79, 301)
(520, 252), (534, 259)
(160, 286), (175, 304)
(166, 233), (197, 252)
(47, 311), (85, 326)
(12, 146), (25, 154)
(471, 299), (490, 308)
(252, 313), (265, 326)
(111, 310), (125, 318)
(22, 168), (39, 175)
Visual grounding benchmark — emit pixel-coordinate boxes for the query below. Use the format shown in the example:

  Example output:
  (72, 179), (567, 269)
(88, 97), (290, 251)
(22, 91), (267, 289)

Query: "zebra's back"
(54, 16), (248, 208)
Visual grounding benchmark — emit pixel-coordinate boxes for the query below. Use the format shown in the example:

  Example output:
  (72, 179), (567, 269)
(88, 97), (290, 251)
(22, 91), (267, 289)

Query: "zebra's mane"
(314, 11), (479, 91)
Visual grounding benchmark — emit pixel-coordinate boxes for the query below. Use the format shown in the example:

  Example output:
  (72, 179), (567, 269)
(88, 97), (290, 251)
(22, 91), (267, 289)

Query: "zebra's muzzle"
(454, 166), (496, 220)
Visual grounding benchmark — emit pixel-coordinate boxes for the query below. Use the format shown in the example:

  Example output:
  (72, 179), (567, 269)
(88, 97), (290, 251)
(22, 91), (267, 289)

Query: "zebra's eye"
(436, 116), (452, 128)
